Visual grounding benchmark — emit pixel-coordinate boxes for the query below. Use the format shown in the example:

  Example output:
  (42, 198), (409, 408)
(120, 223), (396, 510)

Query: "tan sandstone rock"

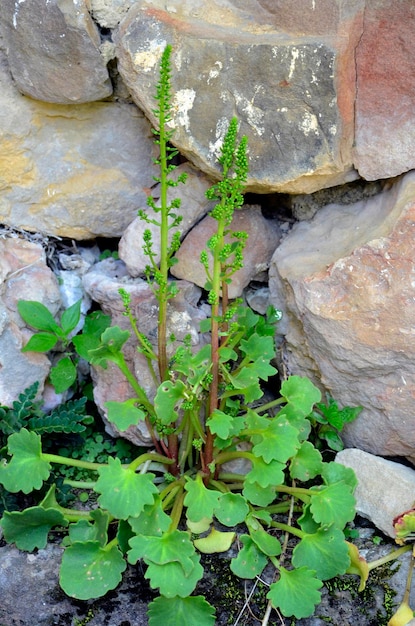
(269, 171), (415, 463)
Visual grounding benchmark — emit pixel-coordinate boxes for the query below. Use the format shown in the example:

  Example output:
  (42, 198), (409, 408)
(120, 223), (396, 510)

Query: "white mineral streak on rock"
(234, 87), (265, 136)
(171, 88), (196, 132)
(133, 39), (166, 72)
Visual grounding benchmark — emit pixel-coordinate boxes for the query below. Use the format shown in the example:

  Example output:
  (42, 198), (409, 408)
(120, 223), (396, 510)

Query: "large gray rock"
(115, 0), (362, 194)
(0, 238), (60, 405)
(336, 449), (415, 539)
(0, 47), (158, 239)
(269, 171), (415, 463)
(1, 0), (112, 103)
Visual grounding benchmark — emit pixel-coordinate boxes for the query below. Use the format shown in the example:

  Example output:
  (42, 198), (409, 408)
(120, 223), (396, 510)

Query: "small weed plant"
(0, 46), (363, 625)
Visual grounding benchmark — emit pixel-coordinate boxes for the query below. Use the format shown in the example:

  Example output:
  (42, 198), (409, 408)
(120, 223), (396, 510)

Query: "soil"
(0, 518), (412, 626)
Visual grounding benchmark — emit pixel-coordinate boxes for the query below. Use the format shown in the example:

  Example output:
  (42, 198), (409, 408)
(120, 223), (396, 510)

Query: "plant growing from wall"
(0, 45), (362, 625)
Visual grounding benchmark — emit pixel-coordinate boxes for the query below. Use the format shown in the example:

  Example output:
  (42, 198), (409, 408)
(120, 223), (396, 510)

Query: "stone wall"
(1, 0), (415, 461)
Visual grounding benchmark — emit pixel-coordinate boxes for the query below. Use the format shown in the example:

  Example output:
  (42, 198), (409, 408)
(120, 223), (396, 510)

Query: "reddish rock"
(354, 1), (415, 179)
(171, 206), (281, 298)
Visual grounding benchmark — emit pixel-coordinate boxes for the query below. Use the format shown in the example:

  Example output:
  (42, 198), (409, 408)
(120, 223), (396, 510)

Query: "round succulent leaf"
(267, 566), (322, 619)
(245, 457), (285, 488)
(0, 506), (67, 551)
(94, 457), (158, 519)
(289, 441), (323, 482)
(148, 596), (216, 626)
(309, 482), (356, 528)
(230, 534), (267, 579)
(128, 496), (171, 537)
(184, 475), (221, 522)
(60, 541), (126, 600)
(68, 519), (97, 544)
(0, 429), (51, 493)
(242, 481), (275, 507)
(214, 492), (249, 526)
(193, 527), (235, 554)
(105, 400), (145, 431)
(128, 529), (195, 573)
(250, 527), (282, 557)
(252, 416), (300, 464)
(321, 461), (358, 491)
(280, 376), (321, 417)
(292, 526), (351, 580)
(144, 551), (203, 598)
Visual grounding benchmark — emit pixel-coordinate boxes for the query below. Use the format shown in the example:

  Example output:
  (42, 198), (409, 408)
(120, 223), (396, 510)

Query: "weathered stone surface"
(269, 171), (415, 463)
(82, 258), (207, 445)
(0, 48), (158, 239)
(172, 206), (281, 298)
(90, 0), (135, 29)
(336, 449), (415, 538)
(0, 543), (150, 626)
(0, 238), (60, 406)
(354, 1), (415, 180)
(118, 162), (213, 276)
(1, 0), (112, 103)
(115, 0), (362, 193)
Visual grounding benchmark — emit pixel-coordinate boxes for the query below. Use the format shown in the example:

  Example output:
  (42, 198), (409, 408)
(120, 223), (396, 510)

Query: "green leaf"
(73, 311), (111, 360)
(0, 506), (67, 550)
(289, 441), (323, 481)
(148, 596), (216, 626)
(316, 398), (362, 430)
(242, 481), (275, 507)
(50, 356), (77, 393)
(60, 299), (82, 335)
(240, 333), (275, 361)
(321, 461), (358, 491)
(214, 493), (249, 526)
(193, 527), (235, 554)
(267, 567), (322, 619)
(105, 399), (145, 431)
(184, 474), (221, 523)
(252, 416), (300, 464)
(245, 457), (285, 488)
(88, 326), (130, 367)
(21, 332), (58, 353)
(17, 300), (61, 334)
(128, 496), (171, 537)
(128, 529), (195, 573)
(292, 526), (351, 579)
(144, 551), (203, 598)
(230, 534), (267, 579)
(128, 530), (195, 572)
(60, 541), (126, 600)
(309, 482), (356, 528)
(94, 458), (158, 519)
(68, 519), (98, 544)
(0, 429), (51, 493)
(154, 379), (187, 425)
(250, 527), (281, 557)
(280, 376), (321, 416)
(206, 410), (244, 440)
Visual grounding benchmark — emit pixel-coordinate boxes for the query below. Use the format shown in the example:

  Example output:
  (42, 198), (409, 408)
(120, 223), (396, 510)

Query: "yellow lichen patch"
(33, 164), (130, 212)
(0, 139), (36, 189)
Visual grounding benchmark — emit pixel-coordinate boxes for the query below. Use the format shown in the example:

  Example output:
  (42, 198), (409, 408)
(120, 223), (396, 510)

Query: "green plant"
(0, 45), (362, 625)
(17, 300), (110, 393)
(308, 395), (362, 453)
